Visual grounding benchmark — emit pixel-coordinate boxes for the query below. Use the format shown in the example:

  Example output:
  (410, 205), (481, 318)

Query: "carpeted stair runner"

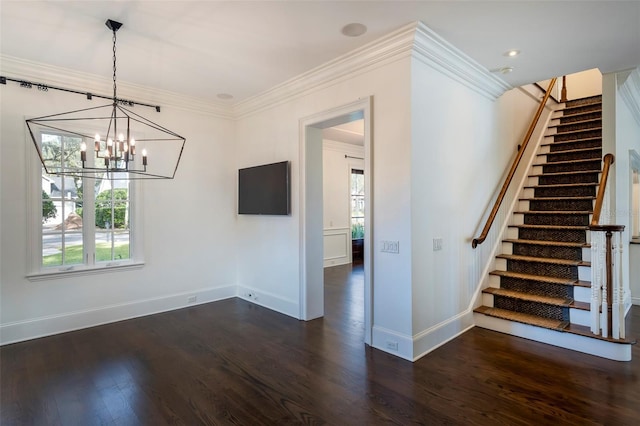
(475, 95), (606, 334)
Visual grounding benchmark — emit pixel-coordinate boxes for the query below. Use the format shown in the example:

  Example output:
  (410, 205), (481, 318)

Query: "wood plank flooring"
(1, 263), (638, 425)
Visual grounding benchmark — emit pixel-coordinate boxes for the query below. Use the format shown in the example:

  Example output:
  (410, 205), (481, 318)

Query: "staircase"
(474, 95), (634, 361)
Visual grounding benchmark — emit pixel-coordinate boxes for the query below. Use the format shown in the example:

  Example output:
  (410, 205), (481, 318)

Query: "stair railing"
(590, 153), (626, 339)
(472, 78), (557, 248)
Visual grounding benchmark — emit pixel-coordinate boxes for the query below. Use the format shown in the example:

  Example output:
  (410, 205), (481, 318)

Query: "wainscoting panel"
(323, 227), (351, 267)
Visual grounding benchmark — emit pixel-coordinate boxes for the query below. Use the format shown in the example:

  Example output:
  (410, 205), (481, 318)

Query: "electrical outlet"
(187, 295), (197, 304)
(433, 238), (443, 251)
(386, 340), (398, 351)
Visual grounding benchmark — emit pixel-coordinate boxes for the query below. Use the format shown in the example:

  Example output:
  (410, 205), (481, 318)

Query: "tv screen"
(238, 161), (291, 215)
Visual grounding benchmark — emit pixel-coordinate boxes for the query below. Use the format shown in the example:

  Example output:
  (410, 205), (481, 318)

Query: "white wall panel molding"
(0, 285), (236, 346)
(619, 67), (640, 126)
(234, 23), (418, 118)
(0, 55), (234, 119)
(412, 22), (511, 101)
(323, 228), (351, 267)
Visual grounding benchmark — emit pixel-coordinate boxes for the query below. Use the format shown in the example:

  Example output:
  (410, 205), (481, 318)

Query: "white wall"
(566, 68), (603, 100)
(322, 140), (364, 267)
(235, 56), (415, 339)
(606, 69), (640, 306)
(409, 57), (552, 358)
(0, 61), (238, 344)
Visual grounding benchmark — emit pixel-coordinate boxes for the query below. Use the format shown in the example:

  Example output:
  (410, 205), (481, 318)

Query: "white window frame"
(26, 129), (144, 281)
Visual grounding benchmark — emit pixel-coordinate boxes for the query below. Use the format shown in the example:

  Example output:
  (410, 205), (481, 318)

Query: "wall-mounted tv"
(238, 161), (291, 215)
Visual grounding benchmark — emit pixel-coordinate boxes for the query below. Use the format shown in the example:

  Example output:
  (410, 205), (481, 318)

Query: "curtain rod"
(345, 154), (364, 160)
(0, 75), (161, 112)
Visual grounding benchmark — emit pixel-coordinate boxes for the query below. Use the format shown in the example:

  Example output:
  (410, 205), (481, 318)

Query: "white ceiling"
(1, 1), (639, 105)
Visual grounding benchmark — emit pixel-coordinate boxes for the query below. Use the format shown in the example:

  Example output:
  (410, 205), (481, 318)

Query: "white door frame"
(298, 96), (373, 345)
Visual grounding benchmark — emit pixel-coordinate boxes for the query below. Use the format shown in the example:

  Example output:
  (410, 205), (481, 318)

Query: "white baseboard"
(412, 310), (475, 361)
(237, 285), (299, 319)
(0, 285), (236, 346)
(632, 296), (640, 306)
(372, 325), (414, 361)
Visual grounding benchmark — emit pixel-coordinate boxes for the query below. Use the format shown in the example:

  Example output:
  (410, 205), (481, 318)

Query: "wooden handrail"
(590, 153), (615, 226)
(472, 78), (557, 248)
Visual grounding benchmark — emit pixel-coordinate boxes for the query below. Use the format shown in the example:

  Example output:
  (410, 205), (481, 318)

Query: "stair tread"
(475, 306), (568, 330)
(546, 127), (602, 136)
(519, 196), (595, 201)
(510, 224), (588, 230)
(525, 183), (597, 189)
(489, 270), (591, 287)
(552, 109), (602, 118)
(514, 210), (592, 215)
(475, 306), (636, 344)
(496, 253), (590, 267)
(571, 301), (590, 311)
(537, 147), (601, 157)
(503, 239), (590, 248)
(483, 287), (573, 306)
(535, 158), (601, 165)
(541, 137), (602, 147)
(564, 323), (636, 344)
(529, 170), (600, 178)
(548, 118), (601, 128)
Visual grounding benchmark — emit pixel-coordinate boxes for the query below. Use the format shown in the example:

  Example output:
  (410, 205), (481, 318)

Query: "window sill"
(27, 261), (145, 282)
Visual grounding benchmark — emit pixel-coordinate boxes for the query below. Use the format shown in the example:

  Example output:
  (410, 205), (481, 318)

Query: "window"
(30, 131), (140, 278)
(351, 169), (364, 240)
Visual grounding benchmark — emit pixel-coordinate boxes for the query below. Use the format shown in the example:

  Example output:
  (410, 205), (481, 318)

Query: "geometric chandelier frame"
(25, 19), (185, 180)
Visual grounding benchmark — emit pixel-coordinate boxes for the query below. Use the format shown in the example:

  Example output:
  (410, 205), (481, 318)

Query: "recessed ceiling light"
(499, 66), (514, 74)
(341, 23), (367, 37)
(217, 93), (233, 100)
(503, 49), (521, 58)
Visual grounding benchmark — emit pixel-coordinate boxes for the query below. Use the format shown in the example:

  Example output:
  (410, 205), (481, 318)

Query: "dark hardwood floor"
(1, 263), (639, 425)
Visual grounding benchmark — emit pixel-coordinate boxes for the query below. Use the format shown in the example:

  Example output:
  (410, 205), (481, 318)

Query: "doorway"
(299, 97), (372, 345)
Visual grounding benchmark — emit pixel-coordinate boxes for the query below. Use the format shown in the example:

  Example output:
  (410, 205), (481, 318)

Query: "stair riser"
(532, 186), (596, 198)
(558, 111), (602, 123)
(502, 241), (590, 261)
(553, 129), (602, 142)
(496, 275), (573, 299)
(522, 213), (590, 226)
(481, 294), (589, 326)
(520, 199), (594, 211)
(542, 161), (601, 174)
(536, 172), (599, 185)
(516, 227), (588, 243)
(507, 241), (584, 260)
(548, 139), (602, 152)
(538, 150), (602, 163)
(574, 286), (591, 304)
(550, 123), (602, 135)
(506, 259), (577, 280)
(493, 296), (569, 321)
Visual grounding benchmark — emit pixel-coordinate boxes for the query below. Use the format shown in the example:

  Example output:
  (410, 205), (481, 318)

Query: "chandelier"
(25, 19), (186, 179)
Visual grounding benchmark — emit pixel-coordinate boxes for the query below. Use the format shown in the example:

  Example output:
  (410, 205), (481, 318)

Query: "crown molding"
(412, 22), (511, 101)
(619, 67), (640, 127)
(0, 55), (234, 119)
(233, 22), (418, 119)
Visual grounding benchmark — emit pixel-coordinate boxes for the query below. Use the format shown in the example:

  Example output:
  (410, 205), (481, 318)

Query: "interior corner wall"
(0, 74), (238, 344)
(234, 57), (415, 358)
(409, 57), (549, 358)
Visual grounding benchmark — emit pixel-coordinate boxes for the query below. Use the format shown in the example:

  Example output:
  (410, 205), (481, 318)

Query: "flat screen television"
(238, 161), (291, 215)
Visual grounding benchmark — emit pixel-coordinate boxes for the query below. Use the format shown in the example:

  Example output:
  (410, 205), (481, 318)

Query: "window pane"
(41, 133), (84, 268)
(95, 231), (130, 262)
